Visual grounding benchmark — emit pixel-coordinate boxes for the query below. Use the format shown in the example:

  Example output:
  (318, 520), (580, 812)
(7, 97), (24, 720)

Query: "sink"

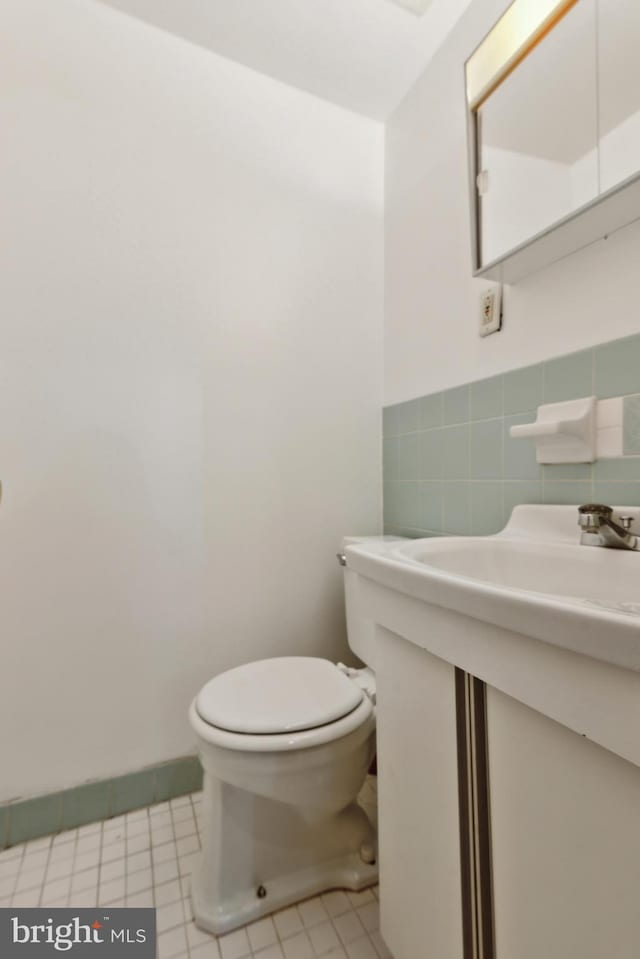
(393, 535), (640, 610)
(346, 505), (640, 673)
(355, 506), (640, 959)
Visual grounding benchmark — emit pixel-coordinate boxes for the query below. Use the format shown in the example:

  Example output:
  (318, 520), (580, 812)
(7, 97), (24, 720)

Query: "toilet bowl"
(189, 536), (403, 935)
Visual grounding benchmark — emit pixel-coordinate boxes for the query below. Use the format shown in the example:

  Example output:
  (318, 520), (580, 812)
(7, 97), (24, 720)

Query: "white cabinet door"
(488, 685), (640, 959)
(375, 627), (463, 959)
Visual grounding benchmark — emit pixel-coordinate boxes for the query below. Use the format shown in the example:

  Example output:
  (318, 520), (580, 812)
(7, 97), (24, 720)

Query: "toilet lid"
(195, 657), (364, 735)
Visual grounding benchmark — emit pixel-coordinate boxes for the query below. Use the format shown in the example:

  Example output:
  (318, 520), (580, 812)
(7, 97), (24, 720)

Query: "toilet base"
(191, 786), (378, 936)
(191, 844), (378, 936)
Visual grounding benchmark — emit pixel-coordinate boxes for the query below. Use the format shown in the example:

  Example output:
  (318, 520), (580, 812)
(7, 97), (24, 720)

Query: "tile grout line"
(95, 819), (106, 909)
(122, 810), (131, 907)
(467, 405), (472, 535)
(166, 797), (189, 958)
(144, 807), (154, 912)
(500, 378), (505, 527)
(63, 830), (78, 908)
(591, 348), (597, 501)
(184, 794), (201, 959)
(5, 840), (26, 906)
(37, 838), (54, 908)
(66, 830), (84, 906)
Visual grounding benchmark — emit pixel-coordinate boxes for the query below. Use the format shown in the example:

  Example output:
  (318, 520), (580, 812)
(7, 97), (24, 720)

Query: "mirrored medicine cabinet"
(466, 0), (640, 282)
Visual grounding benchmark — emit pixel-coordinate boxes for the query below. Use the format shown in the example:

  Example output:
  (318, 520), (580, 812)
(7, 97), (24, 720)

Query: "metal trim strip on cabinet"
(455, 669), (495, 959)
(455, 669), (476, 959)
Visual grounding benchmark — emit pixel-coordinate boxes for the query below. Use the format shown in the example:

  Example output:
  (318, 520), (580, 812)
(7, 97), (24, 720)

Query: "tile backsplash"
(383, 332), (640, 538)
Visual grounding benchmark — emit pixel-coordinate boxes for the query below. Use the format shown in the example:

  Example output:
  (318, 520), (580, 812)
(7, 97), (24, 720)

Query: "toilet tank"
(341, 536), (407, 670)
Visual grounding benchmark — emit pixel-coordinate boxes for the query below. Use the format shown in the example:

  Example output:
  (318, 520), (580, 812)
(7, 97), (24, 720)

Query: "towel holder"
(509, 396), (596, 464)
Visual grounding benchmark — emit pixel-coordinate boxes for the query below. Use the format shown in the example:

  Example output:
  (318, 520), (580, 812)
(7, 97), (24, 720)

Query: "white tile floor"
(0, 778), (392, 959)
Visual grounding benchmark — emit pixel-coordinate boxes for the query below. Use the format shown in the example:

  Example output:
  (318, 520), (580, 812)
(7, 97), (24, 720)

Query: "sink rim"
(346, 505), (640, 673)
(387, 534), (640, 613)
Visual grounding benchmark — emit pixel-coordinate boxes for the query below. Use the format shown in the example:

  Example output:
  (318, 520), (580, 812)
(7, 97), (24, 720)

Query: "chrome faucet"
(577, 504), (639, 550)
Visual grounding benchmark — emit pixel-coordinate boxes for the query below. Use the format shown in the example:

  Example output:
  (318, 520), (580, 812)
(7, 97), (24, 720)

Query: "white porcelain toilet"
(189, 536), (396, 935)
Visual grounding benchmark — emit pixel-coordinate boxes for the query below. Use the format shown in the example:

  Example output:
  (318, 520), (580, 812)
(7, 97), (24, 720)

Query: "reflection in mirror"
(477, 0), (598, 266)
(598, 0), (640, 193)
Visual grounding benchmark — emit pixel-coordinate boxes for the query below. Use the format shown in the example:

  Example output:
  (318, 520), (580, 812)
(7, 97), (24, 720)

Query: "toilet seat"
(196, 656), (363, 735)
(189, 656), (374, 753)
(196, 657), (364, 735)
(189, 695), (374, 753)
(193, 657), (373, 754)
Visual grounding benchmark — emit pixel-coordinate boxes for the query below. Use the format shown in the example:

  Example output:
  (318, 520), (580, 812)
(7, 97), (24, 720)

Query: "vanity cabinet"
(487, 686), (640, 959)
(374, 628), (640, 959)
(375, 629), (463, 959)
(347, 507), (640, 958)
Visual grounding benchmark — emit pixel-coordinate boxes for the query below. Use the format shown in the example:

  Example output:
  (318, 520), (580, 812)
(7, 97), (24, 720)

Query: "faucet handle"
(578, 503), (612, 516)
(577, 503), (612, 530)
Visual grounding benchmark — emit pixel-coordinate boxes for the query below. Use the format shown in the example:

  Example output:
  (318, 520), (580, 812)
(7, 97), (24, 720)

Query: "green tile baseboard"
(383, 331), (640, 537)
(0, 755), (202, 849)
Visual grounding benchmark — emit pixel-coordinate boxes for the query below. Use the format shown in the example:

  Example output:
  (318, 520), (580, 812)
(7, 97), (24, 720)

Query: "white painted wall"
(0, 0), (383, 802)
(385, 0), (640, 403)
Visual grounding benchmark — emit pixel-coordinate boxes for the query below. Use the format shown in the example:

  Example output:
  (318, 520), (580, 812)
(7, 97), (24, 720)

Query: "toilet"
(189, 535), (399, 935)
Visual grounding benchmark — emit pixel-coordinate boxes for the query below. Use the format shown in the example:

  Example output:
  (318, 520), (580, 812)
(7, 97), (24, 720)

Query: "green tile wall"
(384, 332), (640, 537)
(0, 806), (8, 849)
(0, 755), (202, 849)
(623, 395), (640, 455)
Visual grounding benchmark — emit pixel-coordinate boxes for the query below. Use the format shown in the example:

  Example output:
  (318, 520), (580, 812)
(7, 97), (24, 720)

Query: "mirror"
(598, 0), (640, 193)
(466, 0), (640, 282)
(477, 0), (598, 265)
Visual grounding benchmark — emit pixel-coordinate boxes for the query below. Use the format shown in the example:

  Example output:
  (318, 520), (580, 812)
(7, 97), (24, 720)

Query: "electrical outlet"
(479, 286), (502, 337)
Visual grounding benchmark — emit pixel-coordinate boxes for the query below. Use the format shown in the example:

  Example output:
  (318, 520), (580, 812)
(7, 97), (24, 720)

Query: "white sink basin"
(394, 536), (640, 610)
(347, 505), (640, 672)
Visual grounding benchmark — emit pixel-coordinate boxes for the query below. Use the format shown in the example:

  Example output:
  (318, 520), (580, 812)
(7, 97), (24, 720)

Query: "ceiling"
(97, 0), (474, 120)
